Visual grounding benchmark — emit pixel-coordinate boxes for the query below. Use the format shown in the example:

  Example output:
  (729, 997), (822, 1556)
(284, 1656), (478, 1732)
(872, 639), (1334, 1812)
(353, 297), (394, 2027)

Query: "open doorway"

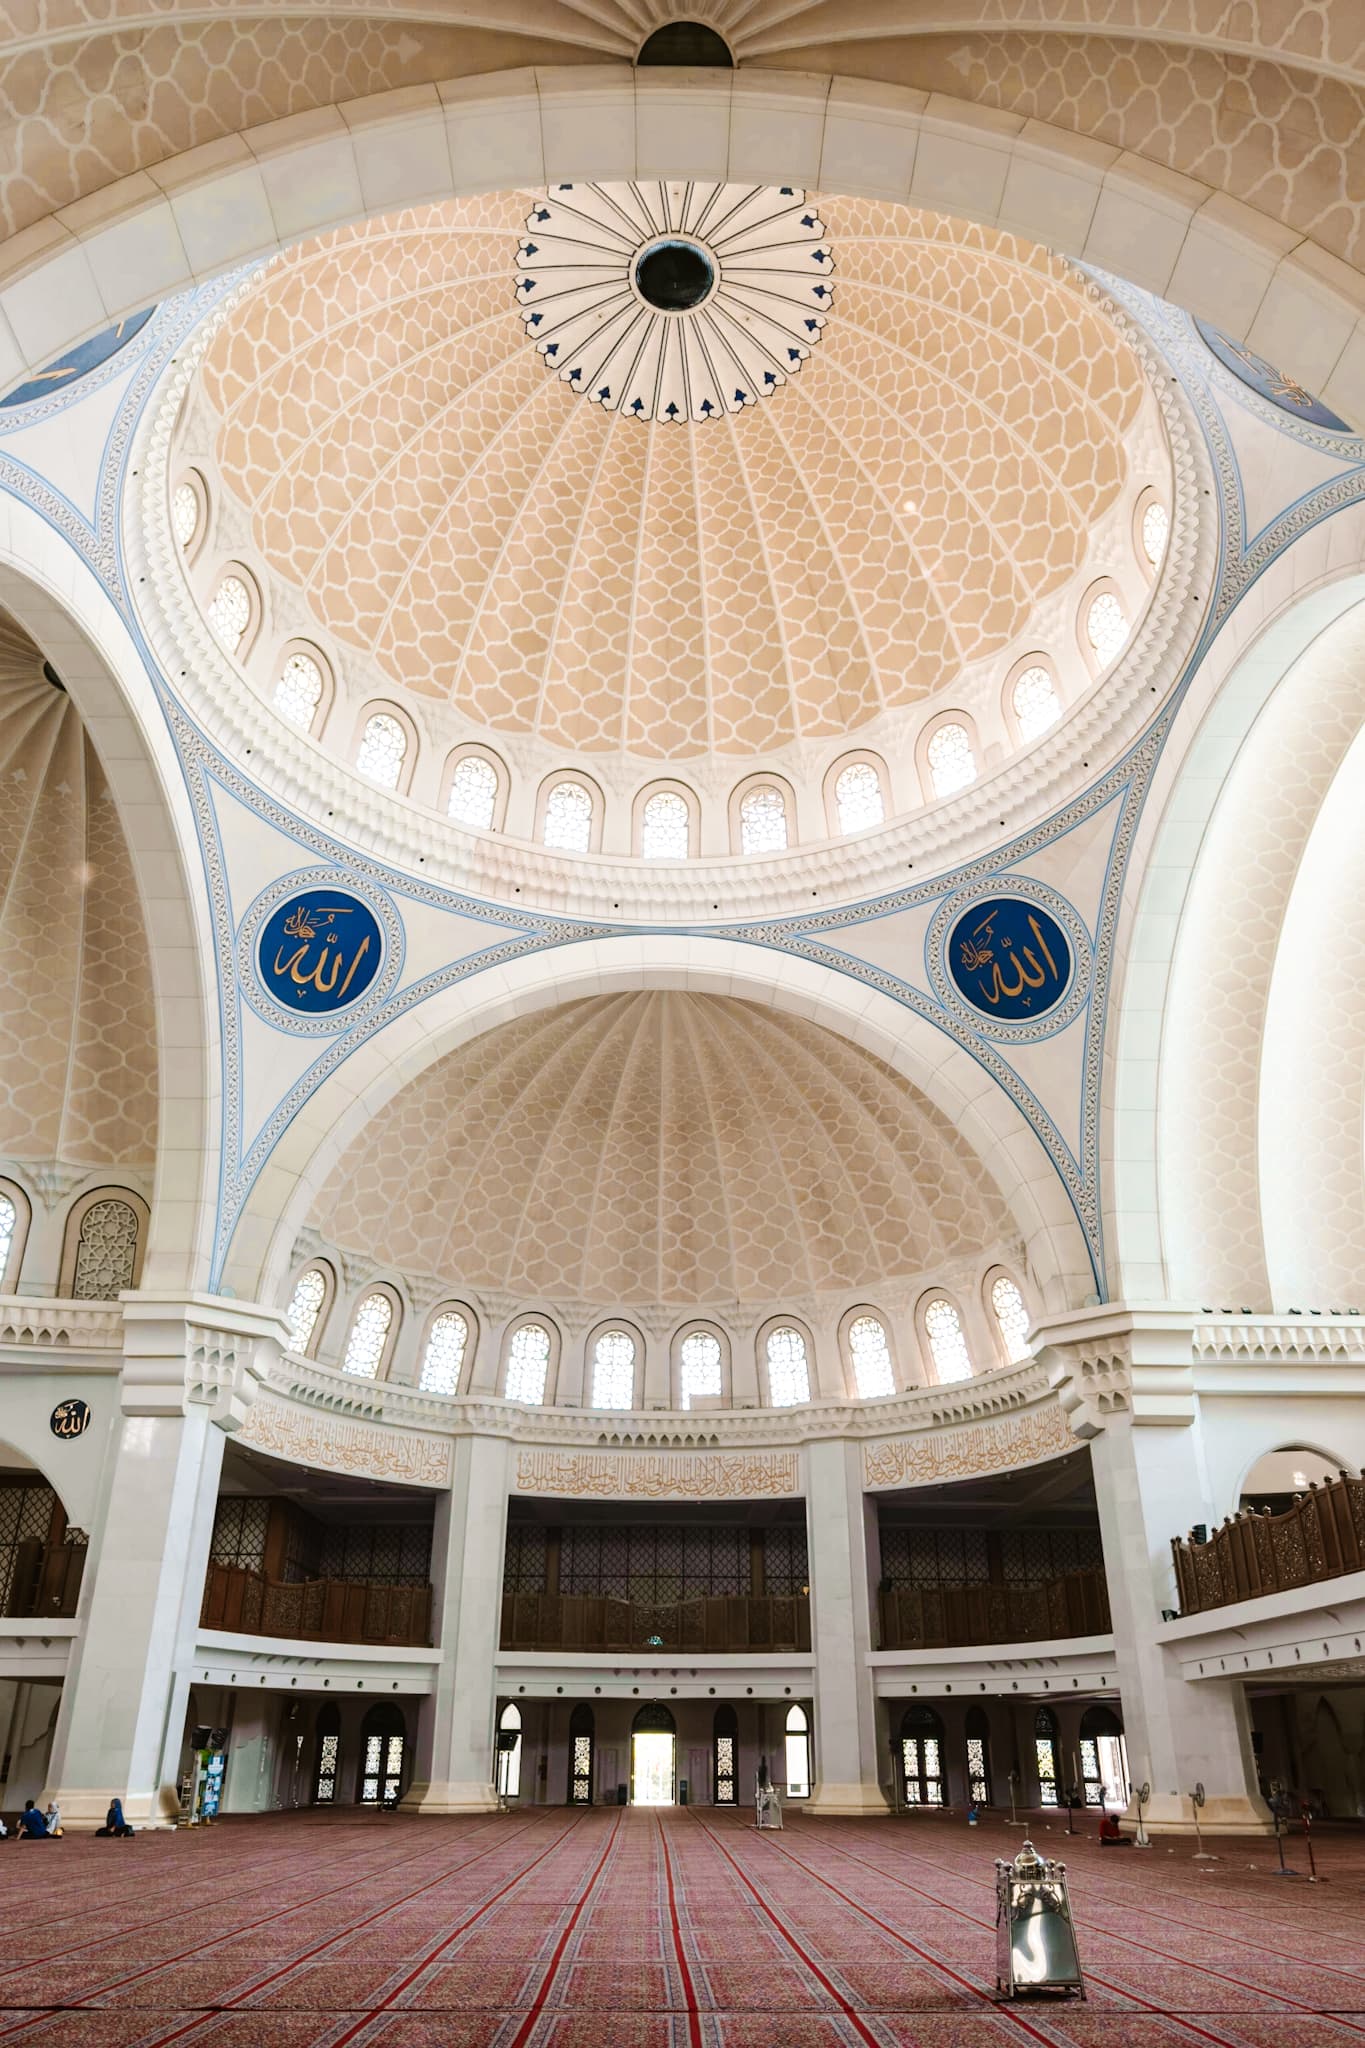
(631, 1704), (676, 1805)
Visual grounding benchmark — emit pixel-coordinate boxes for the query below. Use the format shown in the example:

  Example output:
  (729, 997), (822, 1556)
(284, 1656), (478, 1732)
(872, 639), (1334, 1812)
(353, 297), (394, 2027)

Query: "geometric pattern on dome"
(199, 194), (1145, 762)
(516, 183), (831, 424)
(308, 991), (1014, 1308)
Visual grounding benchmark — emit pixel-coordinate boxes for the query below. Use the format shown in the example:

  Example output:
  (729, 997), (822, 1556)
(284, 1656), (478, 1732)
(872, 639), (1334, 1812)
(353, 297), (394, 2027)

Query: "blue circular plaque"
(256, 887), (383, 1018)
(946, 896), (1073, 1023)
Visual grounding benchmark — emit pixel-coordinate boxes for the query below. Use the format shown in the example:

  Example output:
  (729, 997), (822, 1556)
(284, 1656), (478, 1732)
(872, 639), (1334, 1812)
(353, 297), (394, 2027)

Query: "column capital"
(118, 1292), (291, 1428)
(1034, 1303), (1198, 1437)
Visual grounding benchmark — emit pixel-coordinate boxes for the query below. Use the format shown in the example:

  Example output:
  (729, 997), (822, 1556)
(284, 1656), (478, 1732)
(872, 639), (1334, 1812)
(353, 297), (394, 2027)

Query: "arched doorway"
(568, 1703), (594, 1805)
(713, 1705), (738, 1805)
(1079, 1704), (1128, 1809)
(784, 1705), (811, 1797)
(312, 1703), (341, 1804)
(1034, 1706), (1061, 1807)
(358, 1703), (406, 1805)
(631, 1704), (676, 1807)
(900, 1705), (945, 1806)
(496, 1702), (522, 1802)
(965, 1705), (992, 1806)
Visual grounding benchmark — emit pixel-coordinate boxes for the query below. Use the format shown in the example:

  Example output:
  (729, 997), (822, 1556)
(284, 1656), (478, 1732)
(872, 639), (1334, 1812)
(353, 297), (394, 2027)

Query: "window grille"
(543, 780), (593, 852)
(419, 1310), (468, 1395)
(765, 1326), (810, 1407)
(0, 1193), (15, 1280)
(739, 785), (788, 853)
(834, 760), (884, 833)
(678, 1330), (722, 1408)
(762, 1525), (809, 1597)
(926, 722), (976, 796)
(361, 1731), (404, 1803)
(505, 1323), (551, 1404)
(641, 789), (690, 858)
(275, 652), (324, 730)
(314, 1733), (339, 1803)
(967, 1735), (990, 1805)
(848, 1314), (895, 1398)
(356, 713), (406, 789)
(208, 575), (251, 653)
(285, 1268), (327, 1352)
(71, 1198), (138, 1300)
(1142, 500), (1169, 568)
(1011, 665), (1059, 741)
(209, 1496), (270, 1573)
(448, 755), (498, 829)
(590, 1329), (636, 1410)
(0, 1481), (57, 1613)
(924, 1297), (972, 1383)
(502, 1523), (548, 1594)
(1086, 590), (1129, 665)
(172, 482), (199, 548)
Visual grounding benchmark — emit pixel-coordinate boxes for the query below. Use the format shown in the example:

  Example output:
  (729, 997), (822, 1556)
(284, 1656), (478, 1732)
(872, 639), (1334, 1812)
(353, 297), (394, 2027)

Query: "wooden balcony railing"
(2, 1538), (86, 1619)
(200, 1561), (432, 1646)
(500, 1590), (811, 1654)
(877, 1568), (1110, 1651)
(1171, 1472), (1365, 1616)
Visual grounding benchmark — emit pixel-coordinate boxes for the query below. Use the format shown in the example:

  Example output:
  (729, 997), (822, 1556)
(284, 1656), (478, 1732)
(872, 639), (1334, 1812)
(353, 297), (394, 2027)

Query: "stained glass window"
(286, 1267), (327, 1353)
(641, 789), (690, 859)
(739, 785), (788, 853)
(505, 1322), (551, 1405)
(1141, 499), (1169, 569)
(926, 722), (976, 796)
(72, 1198), (138, 1300)
(924, 1297), (972, 1383)
(419, 1310), (468, 1395)
(172, 482), (199, 549)
(0, 1193), (15, 1281)
(208, 574), (251, 654)
(314, 1735), (339, 1803)
(543, 779), (593, 852)
(356, 713), (406, 789)
(343, 1292), (393, 1378)
(274, 652), (323, 731)
(591, 1329), (636, 1410)
(448, 754), (499, 829)
(991, 1275), (1031, 1365)
(1086, 590), (1129, 666)
(848, 1314), (895, 1399)
(785, 1704), (810, 1797)
(678, 1330), (723, 1409)
(766, 1326), (810, 1407)
(1011, 665), (1060, 741)
(834, 760), (885, 833)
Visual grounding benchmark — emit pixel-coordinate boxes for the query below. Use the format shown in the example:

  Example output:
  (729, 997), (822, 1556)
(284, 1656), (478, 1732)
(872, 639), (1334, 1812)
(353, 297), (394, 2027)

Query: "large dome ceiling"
(308, 991), (1015, 1308)
(195, 186), (1151, 764)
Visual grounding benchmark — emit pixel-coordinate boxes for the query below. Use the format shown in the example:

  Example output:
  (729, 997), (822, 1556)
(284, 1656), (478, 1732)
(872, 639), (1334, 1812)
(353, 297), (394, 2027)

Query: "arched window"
(640, 788), (691, 859)
(713, 1704), (738, 1805)
(834, 759), (885, 834)
(343, 1290), (395, 1378)
(171, 479), (201, 550)
(285, 1265), (331, 1355)
(765, 1325), (811, 1408)
(0, 1180), (30, 1290)
(65, 1193), (144, 1301)
(1010, 664), (1060, 742)
(359, 1703), (406, 1804)
(966, 1705), (991, 1807)
(312, 1704), (341, 1804)
(207, 571), (253, 655)
(419, 1308), (470, 1395)
(678, 1329), (723, 1410)
(590, 1328), (637, 1410)
(923, 1296), (972, 1384)
(543, 779), (594, 853)
(1141, 499), (1169, 570)
(1085, 589), (1129, 667)
(569, 1702), (595, 1804)
(784, 1704), (811, 1798)
(496, 1702), (522, 1800)
(0, 1192), (15, 1286)
(900, 1705), (945, 1806)
(1079, 1704), (1128, 1808)
(1034, 1705), (1060, 1807)
(356, 712), (407, 790)
(274, 650), (325, 731)
(739, 783), (789, 854)
(926, 721), (976, 797)
(447, 753), (500, 829)
(504, 1321), (552, 1405)
(846, 1313), (895, 1399)
(989, 1274), (1031, 1366)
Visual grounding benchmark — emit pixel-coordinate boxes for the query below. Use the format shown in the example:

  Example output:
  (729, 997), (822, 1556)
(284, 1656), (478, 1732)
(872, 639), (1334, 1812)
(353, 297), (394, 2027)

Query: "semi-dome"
(188, 186), (1157, 772)
(307, 990), (1015, 1309)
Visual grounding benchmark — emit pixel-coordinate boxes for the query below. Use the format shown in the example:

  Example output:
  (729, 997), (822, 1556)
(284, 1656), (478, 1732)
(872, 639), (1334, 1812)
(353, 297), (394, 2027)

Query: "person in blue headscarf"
(96, 1797), (134, 1837)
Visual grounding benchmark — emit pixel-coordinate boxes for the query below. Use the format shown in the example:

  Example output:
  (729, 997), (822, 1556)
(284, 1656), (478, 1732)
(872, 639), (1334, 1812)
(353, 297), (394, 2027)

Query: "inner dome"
(179, 187), (1165, 782)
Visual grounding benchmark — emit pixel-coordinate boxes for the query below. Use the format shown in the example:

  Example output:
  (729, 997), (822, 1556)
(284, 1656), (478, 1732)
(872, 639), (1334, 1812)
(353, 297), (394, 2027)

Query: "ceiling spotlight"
(901, 498), (918, 516)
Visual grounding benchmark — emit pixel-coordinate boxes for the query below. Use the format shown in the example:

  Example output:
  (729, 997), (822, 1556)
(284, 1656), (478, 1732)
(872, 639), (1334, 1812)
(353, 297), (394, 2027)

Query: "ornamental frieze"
(240, 1389), (451, 1487)
(862, 1404), (1073, 1491)
(514, 1447), (799, 1501)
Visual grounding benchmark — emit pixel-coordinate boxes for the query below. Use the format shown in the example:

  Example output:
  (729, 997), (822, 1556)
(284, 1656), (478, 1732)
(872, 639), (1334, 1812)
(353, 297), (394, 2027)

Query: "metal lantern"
(995, 1840), (1086, 1999)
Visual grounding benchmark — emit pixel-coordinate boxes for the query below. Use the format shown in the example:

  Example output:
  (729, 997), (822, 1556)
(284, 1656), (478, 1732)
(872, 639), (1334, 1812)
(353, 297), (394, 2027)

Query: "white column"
(44, 1294), (287, 1828)
(404, 1431), (509, 1813)
(803, 1438), (891, 1815)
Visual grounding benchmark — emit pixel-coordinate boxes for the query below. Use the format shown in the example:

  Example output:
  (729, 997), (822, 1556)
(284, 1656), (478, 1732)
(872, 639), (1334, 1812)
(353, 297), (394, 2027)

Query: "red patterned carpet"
(1, 1806), (1363, 2046)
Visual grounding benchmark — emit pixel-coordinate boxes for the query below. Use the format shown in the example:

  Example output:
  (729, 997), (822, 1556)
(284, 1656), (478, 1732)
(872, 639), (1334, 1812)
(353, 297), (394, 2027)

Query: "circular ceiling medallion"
(517, 181), (832, 422)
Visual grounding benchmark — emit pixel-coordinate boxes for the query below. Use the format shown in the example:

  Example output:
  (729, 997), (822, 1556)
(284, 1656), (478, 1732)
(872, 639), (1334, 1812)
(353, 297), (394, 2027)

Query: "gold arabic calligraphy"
(270, 901), (371, 1002)
(959, 909), (1062, 1010)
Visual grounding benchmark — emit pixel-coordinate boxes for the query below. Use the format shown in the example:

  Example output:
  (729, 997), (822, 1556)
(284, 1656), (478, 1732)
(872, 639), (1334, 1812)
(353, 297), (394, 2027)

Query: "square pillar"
(802, 1438), (891, 1815)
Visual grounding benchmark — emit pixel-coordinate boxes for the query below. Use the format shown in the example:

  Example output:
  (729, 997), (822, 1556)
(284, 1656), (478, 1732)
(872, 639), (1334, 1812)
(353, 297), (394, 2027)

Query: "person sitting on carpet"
(44, 1802), (62, 1836)
(96, 1798), (134, 1838)
(16, 1801), (50, 1838)
(1098, 1810), (1130, 1847)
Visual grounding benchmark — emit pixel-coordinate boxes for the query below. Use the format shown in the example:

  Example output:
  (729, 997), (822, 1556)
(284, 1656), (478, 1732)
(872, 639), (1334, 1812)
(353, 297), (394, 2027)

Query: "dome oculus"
(517, 182), (832, 422)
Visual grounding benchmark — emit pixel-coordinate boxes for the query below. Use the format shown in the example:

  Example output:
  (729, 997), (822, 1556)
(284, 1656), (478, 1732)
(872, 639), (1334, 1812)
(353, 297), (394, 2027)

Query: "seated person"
(1097, 1810), (1130, 1846)
(44, 1802), (62, 1837)
(96, 1798), (134, 1838)
(15, 1801), (50, 1838)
